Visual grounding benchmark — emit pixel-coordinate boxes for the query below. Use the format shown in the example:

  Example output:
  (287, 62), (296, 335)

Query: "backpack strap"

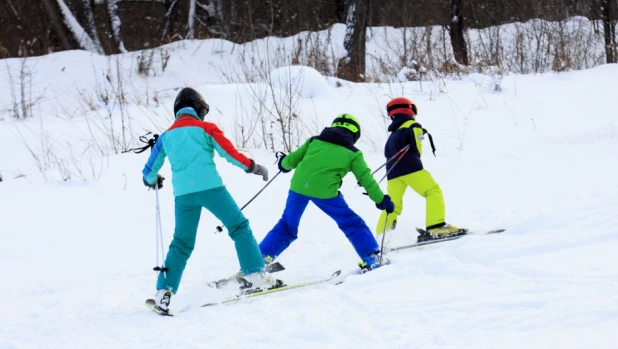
(410, 124), (436, 157)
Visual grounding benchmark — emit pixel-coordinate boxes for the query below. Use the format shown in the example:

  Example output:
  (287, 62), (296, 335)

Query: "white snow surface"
(1, 38), (618, 348)
(269, 66), (333, 98)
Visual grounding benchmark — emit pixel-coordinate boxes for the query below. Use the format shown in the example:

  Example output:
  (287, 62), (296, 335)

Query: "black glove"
(247, 160), (269, 181)
(276, 152), (291, 173)
(376, 194), (394, 213)
(143, 174), (165, 190)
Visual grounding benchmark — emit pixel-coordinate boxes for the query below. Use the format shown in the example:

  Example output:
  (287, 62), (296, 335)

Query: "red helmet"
(386, 97), (417, 118)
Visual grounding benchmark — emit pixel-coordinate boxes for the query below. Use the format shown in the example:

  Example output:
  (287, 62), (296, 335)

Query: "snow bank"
(268, 66), (333, 98)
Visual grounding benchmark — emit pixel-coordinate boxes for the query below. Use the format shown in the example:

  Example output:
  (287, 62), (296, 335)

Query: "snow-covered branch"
(106, 0), (127, 53)
(187, 0), (196, 39)
(55, 0), (102, 54)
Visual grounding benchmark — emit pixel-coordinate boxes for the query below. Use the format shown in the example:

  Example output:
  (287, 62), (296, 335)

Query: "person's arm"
(351, 151), (385, 205)
(281, 138), (312, 170)
(142, 133), (167, 184)
(204, 123), (254, 171)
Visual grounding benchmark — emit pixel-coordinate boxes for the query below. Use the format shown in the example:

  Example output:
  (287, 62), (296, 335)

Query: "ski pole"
(357, 144), (410, 188)
(215, 170), (282, 233)
(379, 212), (389, 265)
(377, 145), (410, 184)
(133, 132), (168, 277)
(153, 182), (168, 277)
(122, 132), (159, 154)
(371, 144), (410, 176)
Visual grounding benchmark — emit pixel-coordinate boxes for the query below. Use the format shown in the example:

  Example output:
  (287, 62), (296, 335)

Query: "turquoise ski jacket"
(142, 108), (254, 197)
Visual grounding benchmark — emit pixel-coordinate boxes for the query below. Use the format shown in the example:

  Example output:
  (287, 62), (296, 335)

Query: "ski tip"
(145, 299), (173, 316)
(201, 302), (220, 307)
(487, 229), (506, 234)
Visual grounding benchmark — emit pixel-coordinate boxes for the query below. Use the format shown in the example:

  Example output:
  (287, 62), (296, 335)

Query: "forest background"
(1, 0), (617, 82)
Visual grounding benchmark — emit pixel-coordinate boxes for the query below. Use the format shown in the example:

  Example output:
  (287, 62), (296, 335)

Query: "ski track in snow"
(1, 56), (618, 348)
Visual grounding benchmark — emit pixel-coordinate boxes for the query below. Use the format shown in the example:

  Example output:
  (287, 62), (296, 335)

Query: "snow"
(2, 24), (618, 349)
(269, 66), (333, 98)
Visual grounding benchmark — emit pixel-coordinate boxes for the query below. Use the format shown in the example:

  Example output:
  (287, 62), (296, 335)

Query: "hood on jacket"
(387, 113), (415, 132)
(315, 127), (359, 152)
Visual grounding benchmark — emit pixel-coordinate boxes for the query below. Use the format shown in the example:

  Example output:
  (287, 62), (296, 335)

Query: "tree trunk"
(602, 0), (617, 63)
(334, 0), (346, 23)
(40, 0), (74, 51)
(160, 0), (180, 43)
(449, 0), (469, 66)
(105, 0), (127, 53)
(54, 0), (100, 53)
(187, 0), (196, 39)
(336, 0), (369, 82)
(78, 0), (104, 54)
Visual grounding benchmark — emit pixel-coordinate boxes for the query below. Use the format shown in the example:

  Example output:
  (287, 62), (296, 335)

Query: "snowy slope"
(1, 45), (618, 348)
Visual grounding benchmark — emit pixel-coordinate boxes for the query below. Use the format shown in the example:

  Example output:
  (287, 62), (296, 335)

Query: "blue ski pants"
(259, 190), (379, 260)
(157, 186), (264, 293)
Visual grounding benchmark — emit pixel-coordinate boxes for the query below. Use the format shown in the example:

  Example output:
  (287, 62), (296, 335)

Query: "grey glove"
(247, 161), (269, 181)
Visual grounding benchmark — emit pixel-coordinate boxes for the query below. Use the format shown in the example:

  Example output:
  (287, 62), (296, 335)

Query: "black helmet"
(174, 87), (210, 120)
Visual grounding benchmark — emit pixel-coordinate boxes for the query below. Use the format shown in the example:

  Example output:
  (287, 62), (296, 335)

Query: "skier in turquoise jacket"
(142, 87), (277, 314)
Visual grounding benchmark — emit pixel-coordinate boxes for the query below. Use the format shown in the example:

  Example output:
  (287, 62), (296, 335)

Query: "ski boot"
(145, 289), (173, 316)
(358, 252), (390, 274)
(233, 256), (280, 282)
(418, 223), (465, 242)
(238, 271), (284, 295)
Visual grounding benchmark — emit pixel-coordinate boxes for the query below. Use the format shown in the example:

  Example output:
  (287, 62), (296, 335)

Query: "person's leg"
(312, 193), (379, 259)
(403, 170), (445, 229)
(199, 186), (264, 275)
(375, 177), (408, 234)
(259, 190), (310, 259)
(156, 193), (201, 294)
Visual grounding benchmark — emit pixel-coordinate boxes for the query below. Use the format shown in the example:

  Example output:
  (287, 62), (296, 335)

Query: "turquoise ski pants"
(156, 186), (264, 293)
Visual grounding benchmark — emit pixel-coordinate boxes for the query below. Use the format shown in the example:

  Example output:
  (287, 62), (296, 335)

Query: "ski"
(207, 261), (286, 289)
(389, 228), (506, 252)
(202, 270), (342, 307)
(145, 299), (173, 317)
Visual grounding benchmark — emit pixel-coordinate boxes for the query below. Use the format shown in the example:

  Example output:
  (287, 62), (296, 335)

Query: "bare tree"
(40, 0), (74, 51)
(187, 0), (197, 38)
(105, 0), (127, 53)
(186, 0), (217, 39)
(601, 0), (617, 63)
(589, 0), (617, 63)
(336, 0), (369, 82)
(160, 0), (180, 42)
(77, 0), (105, 54)
(54, 0), (101, 53)
(449, 0), (469, 66)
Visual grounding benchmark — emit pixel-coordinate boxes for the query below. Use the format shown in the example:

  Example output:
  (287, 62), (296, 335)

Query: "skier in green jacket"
(259, 114), (395, 270)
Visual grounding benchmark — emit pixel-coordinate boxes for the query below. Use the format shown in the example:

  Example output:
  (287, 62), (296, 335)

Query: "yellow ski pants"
(376, 170), (445, 234)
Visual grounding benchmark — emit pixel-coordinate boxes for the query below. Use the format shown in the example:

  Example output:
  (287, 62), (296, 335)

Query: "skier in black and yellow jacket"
(376, 97), (460, 241)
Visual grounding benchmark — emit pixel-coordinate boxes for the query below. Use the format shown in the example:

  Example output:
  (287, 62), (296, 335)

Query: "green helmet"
(331, 113), (361, 143)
